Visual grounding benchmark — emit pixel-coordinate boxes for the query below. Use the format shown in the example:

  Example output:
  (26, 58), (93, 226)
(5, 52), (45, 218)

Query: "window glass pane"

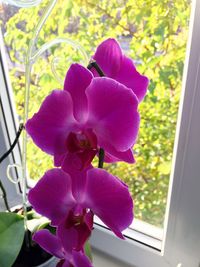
(0, 0), (191, 228)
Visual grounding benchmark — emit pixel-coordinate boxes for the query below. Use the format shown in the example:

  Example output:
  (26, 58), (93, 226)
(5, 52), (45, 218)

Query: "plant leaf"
(0, 212), (25, 267)
(27, 216), (50, 233)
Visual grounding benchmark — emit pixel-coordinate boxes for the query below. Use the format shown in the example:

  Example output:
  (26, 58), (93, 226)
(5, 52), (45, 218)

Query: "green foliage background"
(1, 0), (191, 226)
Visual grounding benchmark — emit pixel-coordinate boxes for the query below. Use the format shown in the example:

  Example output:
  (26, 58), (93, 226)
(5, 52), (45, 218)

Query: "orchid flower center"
(64, 208), (94, 234)
(66, 129), (97, 153)
(77, 134), (91, 149)
(65, 209), (86, 228)
(71, 212), (85, 226)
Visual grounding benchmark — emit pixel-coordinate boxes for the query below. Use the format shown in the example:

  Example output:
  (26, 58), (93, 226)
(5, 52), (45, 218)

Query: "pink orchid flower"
(92, 38), (149, 102)
(28, 167), (133, 253)
(33, 229), (93, 267)
(26, 63), (140, 170)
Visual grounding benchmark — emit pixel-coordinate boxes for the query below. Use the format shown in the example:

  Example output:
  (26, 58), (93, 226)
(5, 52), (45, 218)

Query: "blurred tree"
(0, 0), (191, 226)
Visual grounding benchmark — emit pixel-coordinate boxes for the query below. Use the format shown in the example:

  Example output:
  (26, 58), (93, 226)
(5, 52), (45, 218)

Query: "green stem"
(0, 180), (10, 211)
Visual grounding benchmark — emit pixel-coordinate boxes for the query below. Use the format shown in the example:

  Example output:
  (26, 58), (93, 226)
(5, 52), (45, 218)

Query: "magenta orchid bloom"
(92, 38), (149, 102)
(26, 63), (140, 170)
(28, 168), (133, 251)
(33, 229), (93, 267)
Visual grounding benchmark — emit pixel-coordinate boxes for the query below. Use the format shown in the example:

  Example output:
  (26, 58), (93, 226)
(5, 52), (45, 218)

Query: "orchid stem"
(87, 61), (105, 168)
(0, 123), (24, 164)
(98, 148), (105, 169)
(87, 61), (105, 77)
(0, 180), (11, 211)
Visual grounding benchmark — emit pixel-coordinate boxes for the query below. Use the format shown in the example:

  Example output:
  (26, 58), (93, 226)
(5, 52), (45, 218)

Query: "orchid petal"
(28, 169), (75, 225)
(26, 90), (76, 155)
(54, 153), (66, 167)
(33, 230), (64, 259)
(116, 56), (149, 102)
(93, 38), (149, 102)
(61, 152), (83, 172)
(92, 38), (122, 77)
(58, 164), (92, 203)
(104, 147), (135, 163)
(62, 165), (91, 202)
(87, 77), (140, 152)
(72, 250), (94, 267)
(64, 64), (93, 123)
(83, 168), (134, 239)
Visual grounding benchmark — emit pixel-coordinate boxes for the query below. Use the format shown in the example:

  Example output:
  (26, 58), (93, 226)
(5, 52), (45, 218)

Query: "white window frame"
(0, 30), (22, 206)
(1, 0), (200, 266)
